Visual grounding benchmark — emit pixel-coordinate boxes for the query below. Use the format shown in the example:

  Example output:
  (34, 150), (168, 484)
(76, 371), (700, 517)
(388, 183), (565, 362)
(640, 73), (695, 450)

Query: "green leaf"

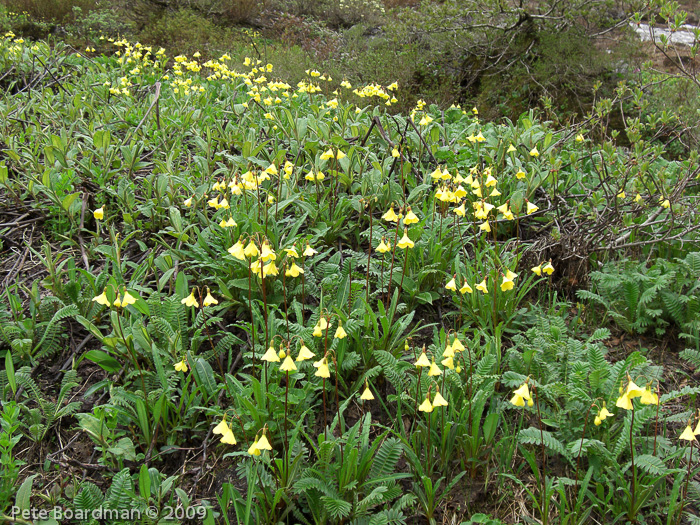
(16, 474), (38, 511)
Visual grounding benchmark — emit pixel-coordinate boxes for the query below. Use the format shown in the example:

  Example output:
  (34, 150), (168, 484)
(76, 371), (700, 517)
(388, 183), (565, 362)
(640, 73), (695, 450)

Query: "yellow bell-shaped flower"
(335, 323), (348, 339)
(427, 359), (442, 377)
(397, 229), (414, 249)
(403, 207), (419, 225)
(286, 262), (304, 277)
(296, 344), (315, 362)
(679, 425), (697, 442)
(382, 206), (399, 222)
(261, 345), (281, 363)
(92, 289), (111, 307)
(415, 352), (431, 367)
(432, 391), (448, 407)
(476, 278), (489, 294)
(418, 395), (433, 412)
(280, 355), (297, 373)
(228, 240), (246, 260)
(174, 358), (188, 372)
(445, 277), (457, 291)
(181, 291), (199, 308)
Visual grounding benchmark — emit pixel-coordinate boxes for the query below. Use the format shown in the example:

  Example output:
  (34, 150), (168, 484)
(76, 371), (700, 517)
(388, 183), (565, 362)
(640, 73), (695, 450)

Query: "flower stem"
(366, 203), (373, 303)
(678, 439), (693, 525)
(629, 406), (636, 522)
(385, 219), (401, 306)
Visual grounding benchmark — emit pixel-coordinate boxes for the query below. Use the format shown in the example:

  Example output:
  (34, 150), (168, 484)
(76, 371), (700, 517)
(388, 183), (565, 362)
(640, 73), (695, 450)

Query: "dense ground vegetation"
(1, 0), (700, 523)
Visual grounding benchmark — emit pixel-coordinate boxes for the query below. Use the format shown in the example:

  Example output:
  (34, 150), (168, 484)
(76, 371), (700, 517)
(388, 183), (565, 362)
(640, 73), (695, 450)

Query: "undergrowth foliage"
(0, 4), (700, 522)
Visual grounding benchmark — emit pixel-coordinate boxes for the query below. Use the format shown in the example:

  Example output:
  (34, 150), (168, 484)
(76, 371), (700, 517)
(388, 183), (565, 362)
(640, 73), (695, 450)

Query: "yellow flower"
(635, 193), (642, 203)
(280, 355), (297, 372)
(213, 417), (231, 435)
(542, 261), (554, 275)
(315, 359), (331, 378)
(284, 246), (300, 258)
(475, 132), (485, 143)
(403, 207), (419, 225)
(419, 115), (432, 126)
(377, 238), (391, 253)
(418, 395), (433, 412)
(428, 359), (442, 377)
(262, 261), (278, 277)
(507, 144), (516, 153)
(320, 149), (334, 160)
(441, 356), (454, 369)
(397, 229), (414, 249)
(117, 291), (137, 307)
(203, 288), (218, 306)
(296, 344), (315, 361)
(221, 429), (236, 445)
(392, 148), (400, 158)
(445, 277), (457, 292)
(228, 240), (246, 260)
(484, 174), (497, 187)
(479, 221), (491, 233)
(260, 241), (276, 262)
(261, 345), (281, 362)
(617, 191), (626, 199)
(640, 386), (658, 405)
(303, 244), (318, 257)
(360, 382), (374, 401)
(615, 393), (633, 410)
(476, 278), (488, 294)
(181, 291), (199, 308)
(510, 393), (525, 407)
(247, 439), (261, 456)
(174, 358), (188, 372)
(679, 425), (697, 442)
(515, 169), (526, 180)
(92, 289), (111, 307)
(575, 134), (584, 142)
(285, 262), (304, 277)
(93, 206), (104, 220)
(382, 205), (399, 222)
(184, 196), (193, 207)
(661, 199), (670, 209)
(513, 383), (531, 401)
(529, 146), (539, 157)
(526, 202), (539, 214)
(432, 391), (448, 407)
(454, 202), (466, 217)
(335, 323), (348, 339)
(451, 338), (465, 352)
(500, 275), (514, 292)
(313, 317), (328, 337)
(531, 265), (542, 276)
(244, 240), (259, 258)
(594, 416), (602, 426)
(415, 352), (431, 367)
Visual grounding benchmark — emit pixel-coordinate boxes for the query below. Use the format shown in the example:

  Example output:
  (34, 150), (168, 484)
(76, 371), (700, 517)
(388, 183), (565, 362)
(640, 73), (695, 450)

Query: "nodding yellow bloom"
(360, 382), (374, 401)
(445, 277), (457, 291)
(247, 438), (261, 456)
(181, 291), (199, 308)
(261, 345), (280, 363)
(296, 344), (315, 362)
(640, 386), (659, 405)
(542, 261), (554, 275)
(510, 393), (526, 407)
(313, 317), (328, 337)
(382, 205), (400, 222)
(432, 390), (449, 407)
(264, 163), (277, 175)
(92, 289), (111, 307)
(505, 270), (518, 281)
(280, 355), (297, 372)
(228, 240), (246, 260)
(284, 160), (294, 178)
(427, 359), (442, 377)
(203, 288), (218, 306)
(403, 207), (419, 225)
(219, 217), (237, 228)
(207, 196), (219, 208)
(220, 428), (236, 445)
(286, 262), (304, 277)
(529, 146), (539, 157)
(418, 394), (433, 412)
(484, 174), (497, 187)
(507, 144), (517, 153)
(661, 198), (670, 209)
(513, 383), (531, 401)
(244, 240), (259, 258)
(454, 202), (466, 217)
(635, 194), (642, 203)
(451, 338), (465, 352)
(441, 356), (454, 369)
(617, 191), (626, 199)
(377, 237), (391, 253)
(475, 132), (485, 142)
(397, 229), (414, 249)
(320, 149), (334, 160)
(262, 261), (279, 277)
(515, 169), (526, 180)
(615, 393), (633, 410)
(594, 403), (613, 426)
(284, 246), (299, 258)
(476, 278), (489, 294)
(576, 134), (584, 142)
(174, 358), (188, 372)
(314, 358), (331, 378)
(415, 351), (431, 368)
(93, 207), (104, 220)
(500, 275), (515, 292)
(260, 241), (276, 262)
(531, 265), (542, 276)
(184, 196), (193, 207)
(303, 243), (318, 257)
(335, 323), (348, 339)
(625, 377), (644, 399)
(526, 202), (539, 214)
(392, 148), (400, 158)
(419, 115), (432, 126)
(679, 425), (697, 442)
(213, 417), (231, 436)
(479, 221), (491, 233)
